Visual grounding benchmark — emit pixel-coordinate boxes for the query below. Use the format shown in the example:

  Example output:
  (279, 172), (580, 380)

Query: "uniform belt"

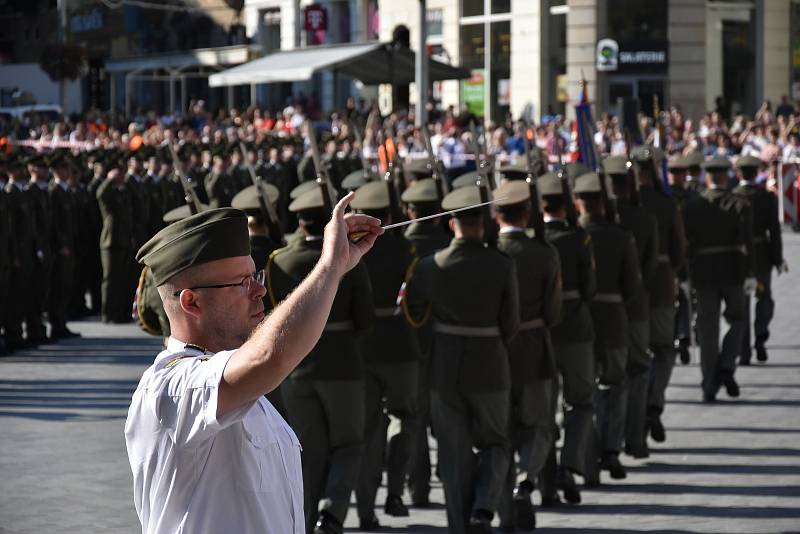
(519, 318), (545, 331)
(593, 292), (623, 303)
(374, 307), (398, 318)
(695, 244), (746, 256)
(753, 236), (767, 244)
(324, 320), (354, 332)
(657, 254), (671, 263)
(562, 289), (581, 300)
(433, 323), (500, 337)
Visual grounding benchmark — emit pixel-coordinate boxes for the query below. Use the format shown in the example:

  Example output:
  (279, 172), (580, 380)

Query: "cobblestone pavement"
(2, 232), (800, 534)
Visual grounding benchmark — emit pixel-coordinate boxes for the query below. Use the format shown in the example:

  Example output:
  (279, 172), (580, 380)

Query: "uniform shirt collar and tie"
(499, 226), (526, 234)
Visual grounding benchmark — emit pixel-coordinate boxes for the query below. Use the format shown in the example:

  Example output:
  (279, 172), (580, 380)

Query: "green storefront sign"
(462, 69), (485, 117)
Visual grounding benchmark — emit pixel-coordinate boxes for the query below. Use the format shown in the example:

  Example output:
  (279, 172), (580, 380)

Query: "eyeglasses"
(173, 270), (265, 297)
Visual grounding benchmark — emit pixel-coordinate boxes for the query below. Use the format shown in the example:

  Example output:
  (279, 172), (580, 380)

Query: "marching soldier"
(400, 178), (451, 508)
(683, 156), (754, 402)
(48, 154), (81, 339)
(667, 156), (697, 365)
(605, 156), (659, 458)
(5, 155), (43, 349)
(406, 185), (519, 534)
(632, 147), (686, 446)
(26, 155), (54, 343)
(684, 150), (705, 195)
(493, 181), (562, 532)
(350, 181), (421, 528)
(575, 171), (641, 481)
(733, 155), (784, 364)
(97, 166), (135, 324)
(204, 152), (235, 209)
(143, 155), (167, 238)
(539, 172), (596, 504)
(85, 157), (105, 315)
(266, 188), (374, 534)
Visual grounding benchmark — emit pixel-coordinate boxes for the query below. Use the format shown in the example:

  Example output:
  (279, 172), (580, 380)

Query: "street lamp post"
(415, 0), (428, 127)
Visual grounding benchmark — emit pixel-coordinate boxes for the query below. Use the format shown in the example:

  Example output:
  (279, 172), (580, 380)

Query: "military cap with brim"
(289, 187), (326, 213)
(537, 172), (563, 197)
(351, 180), (390, 210)
(136, 207), (250, 286)
(442, 185), (482, 211)
(565, 162), (591, 181)
(684, 150), (704, 167)
(231, 183), (280, 212)
(668, 156), (688, 171)
(735, 155), (762, 169)
(341, 169), (372, 191)
(290, 180), (319, 200)
(603, 155), (630, 176)
(493, 180), (530, 207)
(452, 170), (481, 189)
(573, 172), (606, 195)
(631, 145), (664, 163)
(703, 155), (731, 171)
(162, 203), (210, 224)
(400, 178), (440, 205)
(403, 157), (433, 177)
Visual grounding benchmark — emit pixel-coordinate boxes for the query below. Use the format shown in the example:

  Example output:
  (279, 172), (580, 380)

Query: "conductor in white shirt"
(124, 194), (382, 534)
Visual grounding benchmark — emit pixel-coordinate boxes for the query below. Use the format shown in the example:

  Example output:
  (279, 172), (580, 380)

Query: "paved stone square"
(2, 232), (800, 534)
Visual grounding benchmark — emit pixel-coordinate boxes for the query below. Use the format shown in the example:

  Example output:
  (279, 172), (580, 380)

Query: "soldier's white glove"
(744, 277), (757, 295)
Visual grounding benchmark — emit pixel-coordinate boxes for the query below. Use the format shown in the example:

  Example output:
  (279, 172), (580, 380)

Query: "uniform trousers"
(498, 377), (554, 525)
(431, 387), (509, 534)
(741, 268), (774, 362)
(49, 251), (75, 334)
(595, 345), (628, 456)
(695, 286), (745, 397)
(647, 307), (677, 417)
(554, 342), (596, 475)
(356, 361), (419, 519)
(282, 377), (365, 532)
(101, 247), (132, 322)
(407, 356), (433, 503)
(625, 320), (651, 452)
(31, 252), (52, 340)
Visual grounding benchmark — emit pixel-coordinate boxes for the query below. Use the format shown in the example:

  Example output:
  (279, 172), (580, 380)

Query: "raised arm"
(217, 193), (383, 417)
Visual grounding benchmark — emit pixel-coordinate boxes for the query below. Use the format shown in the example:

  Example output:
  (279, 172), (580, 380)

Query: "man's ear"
(179, 290), (203, 320)
(448, 217), (457, 233)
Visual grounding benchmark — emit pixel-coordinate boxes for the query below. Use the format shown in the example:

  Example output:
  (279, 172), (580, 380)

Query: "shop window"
(427, 8), (443, 38)
(607, 0), (667, 42)
(463, 0), (483, 18)
(492, 0), (510, 14)
(460, 23), (484, 69)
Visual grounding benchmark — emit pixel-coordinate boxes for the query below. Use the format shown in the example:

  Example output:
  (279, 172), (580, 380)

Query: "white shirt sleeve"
(147, 350), (254, 448)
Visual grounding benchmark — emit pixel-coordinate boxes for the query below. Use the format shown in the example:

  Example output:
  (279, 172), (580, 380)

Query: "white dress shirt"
(125, 337), (304, 534)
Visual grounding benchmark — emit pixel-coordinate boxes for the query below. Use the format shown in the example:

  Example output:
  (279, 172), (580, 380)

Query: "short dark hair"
(739, 167), (758, 181)
(497, 202), (528, 224)
(297, 208), (327, 236)
(408, 202), (439, 218)
(542, 194), (564, 213)
(453, 208), (482, 228)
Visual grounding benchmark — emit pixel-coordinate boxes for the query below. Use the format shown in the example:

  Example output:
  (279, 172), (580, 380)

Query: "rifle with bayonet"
(521, 119), (546, 243)
(350, 121), (374, 181)
(468, 119), (498, 247)
(169, 144), (203, 215)
(623, 129), (641, 207)
(552, 125), (579, 227)
(379, 127), (405, 227)
(305, 120), (338, 215)
(239, 142), (284, 244)
(421, 124), (448, 202)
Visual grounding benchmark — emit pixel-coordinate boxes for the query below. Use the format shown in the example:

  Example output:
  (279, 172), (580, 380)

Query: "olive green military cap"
(631, 145), (661, 163)
(136, 208), (250, 286)
(668, 156), (688, 171)
(289, 187), (326, 213)
(351, 180), (390, 210)
(400, 178), (440, 205)
(537, 172), (563, 197)
(703, 155), (731, 171)
(341, 169), (371, 191)
(404, 157), (433, 178)
(565, 162), (591, 181)
(162, 203), (210, 224)
(452, 170), (481, 189)
(684, 150), (704, 167)
(573, 172), (605, 195)
(603, 155), (630, 176)
(493, 180), (530, 207)
(290, 180), (319, 199)
(231, 183), (280, 212)
(442, 184), (482, 211)
(734, 155), (762, 169)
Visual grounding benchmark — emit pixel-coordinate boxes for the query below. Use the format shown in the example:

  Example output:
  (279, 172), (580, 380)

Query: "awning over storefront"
(208, 41), (469, 87)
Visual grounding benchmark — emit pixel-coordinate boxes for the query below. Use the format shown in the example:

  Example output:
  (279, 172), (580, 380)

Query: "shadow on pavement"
(667, 398), (800, 407)
(542, 503), (800, 519)
(650, 446), (800, 457)
(627, 462), (800, 476)
(1, 337), (161, 365)
(669, 426), (800, 434)
(591, 482), (800, 498)
(0, 378), (139, 416)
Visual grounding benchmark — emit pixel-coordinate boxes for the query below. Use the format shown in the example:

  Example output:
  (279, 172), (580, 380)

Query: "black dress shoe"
(467, 510), (495, 534)
(411, 495), (430, 508)
(648, 415), (666, 443)
(624, 444), (650, 459)
(556, 467), (582, 504)
(359, 514), (380, 530)
(722, 376), (740, 398)
(600, 454), (627, 480)
(384, 494), (409, 517)
(313, 511), (343, 534)
(512, 485), (536, 531)
(678, 340), (691, 364)
(702, 392), (717, 403)
(755, 342), (768, 362)
(540, 492), (563, 507)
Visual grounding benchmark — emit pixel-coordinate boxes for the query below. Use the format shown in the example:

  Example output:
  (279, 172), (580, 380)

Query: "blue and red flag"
(574, 79), (598, 171)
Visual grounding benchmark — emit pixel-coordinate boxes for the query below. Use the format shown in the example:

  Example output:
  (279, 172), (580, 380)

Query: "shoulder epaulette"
(265, 246), (291, 308)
